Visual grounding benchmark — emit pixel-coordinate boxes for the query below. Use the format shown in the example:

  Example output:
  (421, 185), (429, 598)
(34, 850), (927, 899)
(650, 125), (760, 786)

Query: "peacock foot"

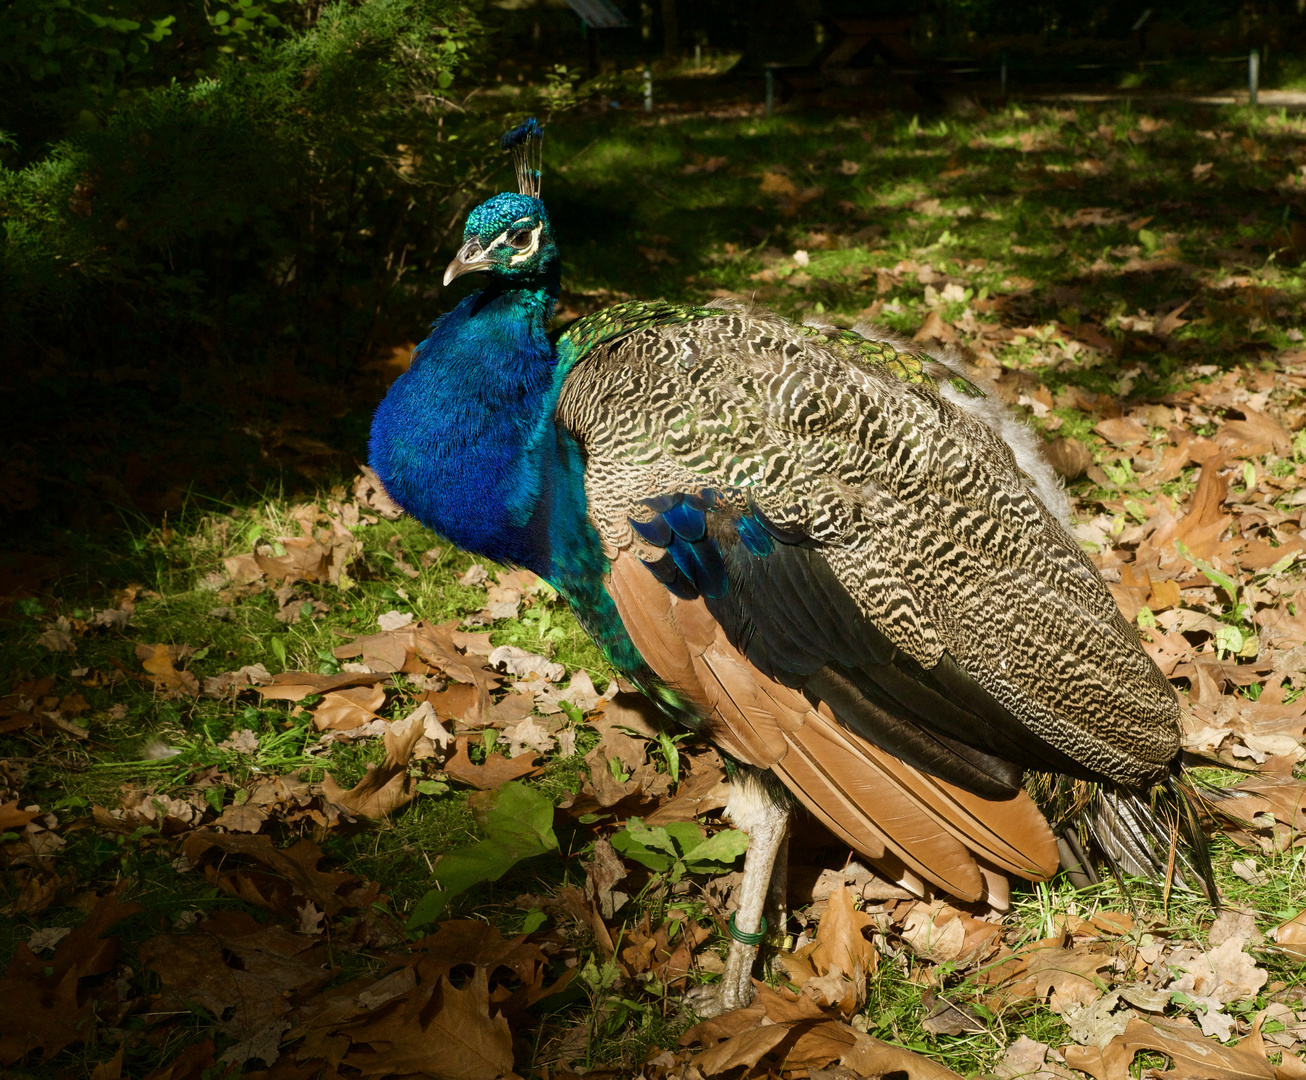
(684, 937), (759, 1018)
(684, 974), (756, 1019)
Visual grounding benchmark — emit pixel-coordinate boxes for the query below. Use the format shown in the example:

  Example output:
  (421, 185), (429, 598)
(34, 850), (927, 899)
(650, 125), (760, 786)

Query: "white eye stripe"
(499, 223), (543, 264)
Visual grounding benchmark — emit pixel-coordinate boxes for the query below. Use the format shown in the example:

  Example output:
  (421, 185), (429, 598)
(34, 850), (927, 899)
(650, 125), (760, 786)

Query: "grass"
(3, 90), (1306, 1077)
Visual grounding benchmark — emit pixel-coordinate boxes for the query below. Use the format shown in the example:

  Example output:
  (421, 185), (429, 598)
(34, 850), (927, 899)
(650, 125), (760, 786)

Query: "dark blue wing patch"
(631, 489), (788, 600)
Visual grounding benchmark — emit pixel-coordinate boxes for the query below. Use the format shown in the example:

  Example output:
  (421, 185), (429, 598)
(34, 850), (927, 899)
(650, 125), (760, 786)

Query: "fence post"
(643, 65), (653, 111)
(765, 66), (774, 117)
(1000, 53), (1007, 97)
(1250, 48), (1259, 107)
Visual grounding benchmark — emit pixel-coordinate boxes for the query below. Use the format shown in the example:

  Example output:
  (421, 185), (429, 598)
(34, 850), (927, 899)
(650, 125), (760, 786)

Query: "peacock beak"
(443, 238), (494, 286)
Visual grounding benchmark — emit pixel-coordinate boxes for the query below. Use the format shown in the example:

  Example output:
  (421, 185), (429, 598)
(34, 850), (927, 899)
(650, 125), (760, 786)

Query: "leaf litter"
(7, 102), (1306, 1080)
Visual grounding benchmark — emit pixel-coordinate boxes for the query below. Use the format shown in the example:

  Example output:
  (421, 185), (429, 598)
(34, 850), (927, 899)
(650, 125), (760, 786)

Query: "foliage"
(0, 0), (491, 369)
(407, 780), (560, 929)
(610, 818), (749, 883)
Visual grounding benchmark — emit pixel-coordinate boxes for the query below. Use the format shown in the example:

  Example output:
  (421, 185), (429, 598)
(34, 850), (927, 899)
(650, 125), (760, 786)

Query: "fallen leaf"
(141, 643), (199, 698)
(1046, 436), (1093, 479)
(503, 715), (555, 758)
(0, 801), (40, 830)
(1095, 416), (1149, 446)
(354, 465), (404, 520)
(1273, 909), (1306, 960)
(256, 669), (389, 703)
(444, 734), (541, 790)
(0, 888), (140, 1065)
(913, 310), (956, 344)
(212, 803), (267, 833)
(1065, 1015), (1275, 1080)
(139, 911), (329, 1067)
(489, 645), (565, 684)
(217, 728), (259, 754)
(202, 663), (273, 698)
(332, 629), (408, 673)
(140, 1041), (215, 1080)
(182, 832), (379, 917)
(322, 709), (425, 817)
(899, 900), (1002, 966)
(377, 609), (414, 631)
(1170, 935), (1268, 1005)
(312, 686), (386, 731)
(459, 563), (489, 586)
(584, 835), (629, 919)
(993, 1034), (1078, 1079)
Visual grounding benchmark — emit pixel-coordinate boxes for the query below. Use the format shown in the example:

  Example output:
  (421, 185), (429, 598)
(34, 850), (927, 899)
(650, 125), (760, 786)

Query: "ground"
(3, 94), (1306, 1080)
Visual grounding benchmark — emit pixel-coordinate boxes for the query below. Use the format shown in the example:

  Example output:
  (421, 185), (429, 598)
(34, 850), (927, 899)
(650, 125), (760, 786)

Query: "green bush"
(0, 0), (494, 369)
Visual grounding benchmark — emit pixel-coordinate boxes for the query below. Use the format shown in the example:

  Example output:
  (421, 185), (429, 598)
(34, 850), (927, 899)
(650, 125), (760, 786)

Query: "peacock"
(369, 119), (1216, 1015)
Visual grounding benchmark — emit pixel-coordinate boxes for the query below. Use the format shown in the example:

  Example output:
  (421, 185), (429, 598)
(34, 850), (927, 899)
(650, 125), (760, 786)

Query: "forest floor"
(5, 95), (1306, 1080)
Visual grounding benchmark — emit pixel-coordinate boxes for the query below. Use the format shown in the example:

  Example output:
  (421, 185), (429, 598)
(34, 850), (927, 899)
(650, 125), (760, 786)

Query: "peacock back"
(554, 300), (1180, 802)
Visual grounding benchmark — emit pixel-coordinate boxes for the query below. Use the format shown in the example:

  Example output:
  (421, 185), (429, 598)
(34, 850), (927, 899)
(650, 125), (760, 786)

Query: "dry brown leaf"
(332, 629), (409, 673)
(1230, 765), (1306, 832)
(141, 643), (199, 698)
(0, 887), (140, 1065)
(1065, 1015), (1275, 1080)
(140, 1040), (215, 1080)
(1148, 578), (1183, 611)
(90, 1048), (123, 1080)
(354, 465), (404, 520)
(0, 801), (40, 830)
(312, 686), (386, 731)
(913, 310), (956, 344)
(693, 1023), (790, 1075)
(1169, 935), (1268, 1006)
(327, 967), (514, 1080)
(900, 900), (1003, 965)
(1272, 909), (1306, 960)
(444, 734), (541, 790)
(1168, 453), (1237, 565)
(256, 669), (389, 703)
(992, 1034), (1078, 1079)
(584, 836), (629, 920)
(1046, 436), (1093, 480)
(1280, 1050), (1306, 1080)
(1095, 417), (1149, 446)
(804, 885), (877, 1012)
(182, 832), (378, 918)
(759, 171), (798, 198)
(644, 748), (730, 825)
(139, 911), (330, 1066)
(322, 710), (425, 817)
(1218, 408), (1292, 459)
(840, 1028), (966, 1079)
(413, 620), (501, 725)
(1154, 298), (1195, 337)
(1004, 943), (1114, 1013)
(212, 803), (268, 833)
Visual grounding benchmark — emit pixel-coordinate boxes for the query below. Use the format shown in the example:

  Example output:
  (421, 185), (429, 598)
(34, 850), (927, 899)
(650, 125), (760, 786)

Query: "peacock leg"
(688, 775), (791, 1017)
(766, 831), (789, 935)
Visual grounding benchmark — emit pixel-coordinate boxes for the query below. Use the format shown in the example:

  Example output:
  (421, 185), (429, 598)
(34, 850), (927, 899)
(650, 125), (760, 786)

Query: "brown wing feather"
(606, 550), (1061, 904)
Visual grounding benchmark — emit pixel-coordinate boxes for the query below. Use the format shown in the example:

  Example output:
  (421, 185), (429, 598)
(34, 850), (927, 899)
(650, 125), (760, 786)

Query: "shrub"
(0, 0), (495, 370)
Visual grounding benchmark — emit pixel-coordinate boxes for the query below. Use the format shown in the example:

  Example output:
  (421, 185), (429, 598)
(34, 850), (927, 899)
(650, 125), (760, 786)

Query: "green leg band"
(727, 911), (768, 946)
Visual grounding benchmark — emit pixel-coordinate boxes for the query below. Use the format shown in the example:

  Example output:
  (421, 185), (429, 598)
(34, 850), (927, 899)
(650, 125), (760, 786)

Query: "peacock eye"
(506, 228), (534, 250)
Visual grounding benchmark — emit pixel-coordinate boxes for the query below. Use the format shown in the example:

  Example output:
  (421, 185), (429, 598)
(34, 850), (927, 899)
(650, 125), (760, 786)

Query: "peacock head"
(443, 118), (557, 289)
(444, 191), (556, 287)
